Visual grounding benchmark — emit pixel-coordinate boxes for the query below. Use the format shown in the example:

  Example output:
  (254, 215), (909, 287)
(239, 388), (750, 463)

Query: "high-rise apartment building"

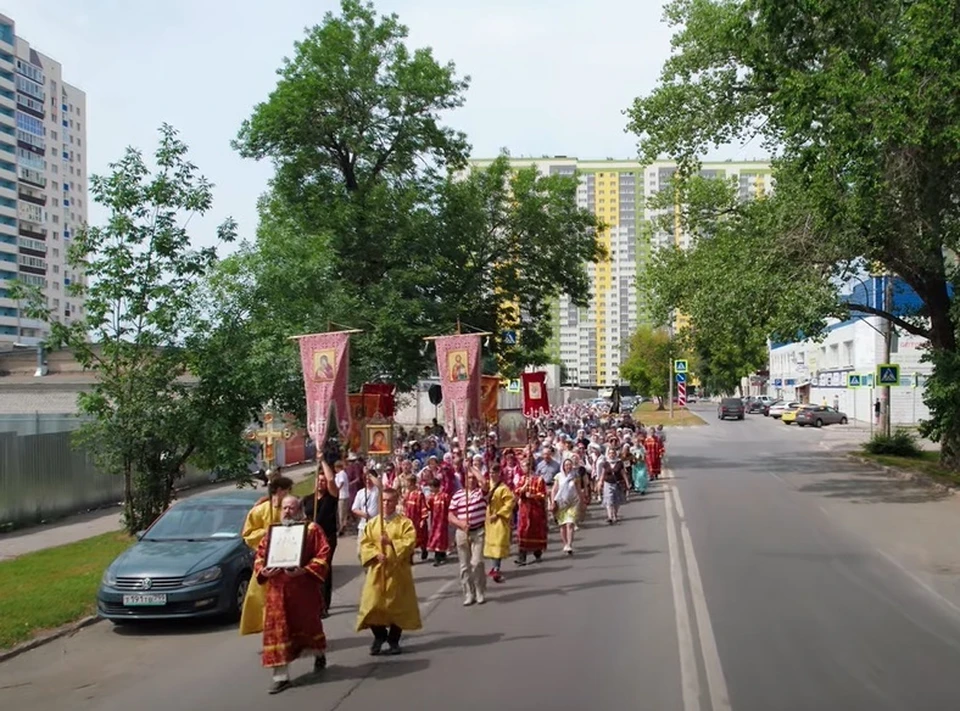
(0, 14), (87, 347)
(469, 157), (771, 387)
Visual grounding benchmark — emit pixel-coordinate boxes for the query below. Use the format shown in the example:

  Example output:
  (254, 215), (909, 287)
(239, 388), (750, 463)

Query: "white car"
(768, 401), (800, 419)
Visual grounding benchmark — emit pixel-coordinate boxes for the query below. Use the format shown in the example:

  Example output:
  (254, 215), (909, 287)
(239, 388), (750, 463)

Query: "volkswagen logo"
(140, 578), (153, 590)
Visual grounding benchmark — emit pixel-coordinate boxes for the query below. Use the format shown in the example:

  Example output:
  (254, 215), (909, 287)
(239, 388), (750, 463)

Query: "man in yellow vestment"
(239, 476), (294, 636)
(482, 464), (515, 584)
(356, 487), (422, 656)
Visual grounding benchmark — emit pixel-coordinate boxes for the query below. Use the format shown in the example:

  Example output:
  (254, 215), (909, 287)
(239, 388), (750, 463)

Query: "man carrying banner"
(514, 448), (548, 565)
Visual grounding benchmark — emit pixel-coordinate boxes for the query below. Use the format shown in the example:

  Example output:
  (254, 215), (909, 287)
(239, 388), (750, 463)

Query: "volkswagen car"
(97, 489), (260, 623)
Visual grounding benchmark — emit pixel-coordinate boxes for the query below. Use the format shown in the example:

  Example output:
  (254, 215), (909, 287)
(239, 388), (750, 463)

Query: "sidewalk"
(0, 463), (316, 561)
(819, 418), (939, 452)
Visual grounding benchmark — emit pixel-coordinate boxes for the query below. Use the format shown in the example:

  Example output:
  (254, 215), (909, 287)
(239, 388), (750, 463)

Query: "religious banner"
(521, 371), (550, 417)
(295, 331), (353, 449)
(434, 334), (482, 449)
(481, 375), (500, 425)
(347, 393), (365, 453)
(361, 382), (396, 418)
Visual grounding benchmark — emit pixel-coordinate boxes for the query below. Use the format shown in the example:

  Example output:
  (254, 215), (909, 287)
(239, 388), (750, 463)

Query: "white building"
(0, 14), (87, 347)
(767, 277), (933, 426)
(469, 156), (772, 388)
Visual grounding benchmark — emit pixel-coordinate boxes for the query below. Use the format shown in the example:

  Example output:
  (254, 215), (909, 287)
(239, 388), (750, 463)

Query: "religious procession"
(237, 328), (667, 694)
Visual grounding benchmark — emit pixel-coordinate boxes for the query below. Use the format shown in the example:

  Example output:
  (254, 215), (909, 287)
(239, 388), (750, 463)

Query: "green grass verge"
(0, 531), (133, 650)
(634, 402), (706, 427)
(292, 477), (316, 498)
(859, 450), (960, 488)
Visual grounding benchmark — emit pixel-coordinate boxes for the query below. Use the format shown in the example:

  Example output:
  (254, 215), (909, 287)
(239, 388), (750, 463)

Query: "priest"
(255, 495), (330, 694)
(356, 487), (422, 655)
(240, 476), (294, 636)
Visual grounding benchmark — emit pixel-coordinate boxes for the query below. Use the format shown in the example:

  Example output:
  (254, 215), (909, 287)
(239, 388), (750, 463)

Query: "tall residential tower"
(470, 157), (771, 388)
(0, 14), (87, 347)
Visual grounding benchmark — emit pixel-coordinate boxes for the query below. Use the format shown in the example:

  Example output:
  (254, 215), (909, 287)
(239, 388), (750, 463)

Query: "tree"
(639, 175), (831, 396)
(13, 125), (239, 533)
(627, 0), (960, 466)
(226, 1), (602, 391)
(231, 0), (469, 390)
(620, 326), (681, 409)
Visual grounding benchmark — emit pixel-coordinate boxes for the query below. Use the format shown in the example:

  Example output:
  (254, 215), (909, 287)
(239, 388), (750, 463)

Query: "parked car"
(747, 399), (767, 414)
(794, 405), (848, 428)
(769, 401), (801, 419)
(781, 403), (812, 424)
(97, 489), (261, 623)
(717, 397), (745, 420)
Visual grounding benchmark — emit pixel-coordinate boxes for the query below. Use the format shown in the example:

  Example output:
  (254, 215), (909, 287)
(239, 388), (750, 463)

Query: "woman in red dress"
(644, 432), (663, 480)
(426, 479), (451, 566)
(514, 448), (548, 565)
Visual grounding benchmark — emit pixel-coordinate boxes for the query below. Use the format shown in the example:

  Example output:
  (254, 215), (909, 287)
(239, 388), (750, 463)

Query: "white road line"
(663, 475), (702, 711)
(666, 467), (733, 711)
(875, 548), (960, 619)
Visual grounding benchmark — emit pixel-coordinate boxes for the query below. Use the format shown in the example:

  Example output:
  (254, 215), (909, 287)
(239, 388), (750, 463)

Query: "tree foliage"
(13, 125), (241, 533)
(627, 0), (960, 466)
(620, 326), (682, 408)
(223, 0), (602, 393)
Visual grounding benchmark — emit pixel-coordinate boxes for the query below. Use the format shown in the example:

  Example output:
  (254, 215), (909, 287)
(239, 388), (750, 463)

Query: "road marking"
(663, 477), (702, 711)
(876, 548), (960, 619)
(420, 577), (461, 618)
(768, 471), (787, 485)
(665, 467), (733, 711)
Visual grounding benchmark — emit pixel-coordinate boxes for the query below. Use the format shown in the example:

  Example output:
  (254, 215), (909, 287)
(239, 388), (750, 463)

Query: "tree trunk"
(122, 462), (135, 534)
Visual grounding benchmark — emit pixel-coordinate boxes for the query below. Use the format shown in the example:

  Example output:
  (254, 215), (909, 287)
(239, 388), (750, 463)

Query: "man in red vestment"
(515, 450), (548, 565)
(255, 495), (331, 695)
(644, 433), (663, 480)
(403, 474), (430, 562)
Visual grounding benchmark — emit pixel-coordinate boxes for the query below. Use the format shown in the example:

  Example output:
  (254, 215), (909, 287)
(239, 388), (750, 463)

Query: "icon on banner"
(876, 364), (900, 386)
(674, 359), (688, 374)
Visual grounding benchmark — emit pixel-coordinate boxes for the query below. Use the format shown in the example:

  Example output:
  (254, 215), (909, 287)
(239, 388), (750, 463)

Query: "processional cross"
(244, 411), (293, 470)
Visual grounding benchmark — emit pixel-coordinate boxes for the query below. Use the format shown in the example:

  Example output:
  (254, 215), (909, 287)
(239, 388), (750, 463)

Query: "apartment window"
(51, 130), (58, 141)
(52, 181), (58, 190)
(52, 198), (59, 207)
(52, 214), (59, 224)
(53, 264), (59, 274)
(77, 138), (82, 147)
(53, 248), (59, 257)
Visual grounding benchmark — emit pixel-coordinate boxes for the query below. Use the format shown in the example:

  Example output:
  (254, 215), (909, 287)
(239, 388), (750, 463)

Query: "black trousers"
(323, 538), (337, 612)
(371, 624), (402, 645)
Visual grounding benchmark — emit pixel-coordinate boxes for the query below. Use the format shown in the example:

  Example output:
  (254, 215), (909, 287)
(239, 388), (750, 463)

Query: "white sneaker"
(476, 592), (486, 605)
(463, 596), (475, 606)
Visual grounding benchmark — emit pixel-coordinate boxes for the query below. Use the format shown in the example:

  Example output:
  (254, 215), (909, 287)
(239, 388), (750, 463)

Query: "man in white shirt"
(351, 467), (381, 556)
(334, 461), (351, 535)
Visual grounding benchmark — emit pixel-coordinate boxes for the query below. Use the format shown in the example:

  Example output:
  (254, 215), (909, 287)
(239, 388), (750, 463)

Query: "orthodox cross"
(245, 411), (293, 470)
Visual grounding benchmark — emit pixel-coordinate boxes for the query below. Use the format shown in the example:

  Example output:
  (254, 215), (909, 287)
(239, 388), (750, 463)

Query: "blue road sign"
(676, 373), (686, 384)
(847, 374), (861, 388)
(502, 330), (517, 346)
(877, 363), (900, 385)
(774, 378), (783, 387)
(674, 359), (688, 373)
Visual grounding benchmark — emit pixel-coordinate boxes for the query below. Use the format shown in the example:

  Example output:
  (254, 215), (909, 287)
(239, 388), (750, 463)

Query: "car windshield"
(143, 503), (249, 541)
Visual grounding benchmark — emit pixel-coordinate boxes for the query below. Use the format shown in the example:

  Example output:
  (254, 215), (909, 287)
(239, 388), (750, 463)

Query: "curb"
(0, 615), (101, 664)
(845, 453), (957, 496)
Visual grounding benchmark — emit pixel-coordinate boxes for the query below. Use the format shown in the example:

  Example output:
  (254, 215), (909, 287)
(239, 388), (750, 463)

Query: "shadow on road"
(491, 578), (639, 604)
(109, 618), (235, 637)
(797, 476), (951, 505)
(295, 657), (432, 688)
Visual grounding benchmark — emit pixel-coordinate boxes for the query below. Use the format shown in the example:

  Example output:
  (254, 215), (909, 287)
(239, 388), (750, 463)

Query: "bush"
(863, 429), (922, 458)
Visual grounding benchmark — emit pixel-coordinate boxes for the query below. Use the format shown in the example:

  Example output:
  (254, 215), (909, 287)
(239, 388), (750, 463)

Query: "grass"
(0, 531), (133, 650)
(633, 401), (706, 427)
(858, 449), (960, 488)
(292, 477), (316, 498)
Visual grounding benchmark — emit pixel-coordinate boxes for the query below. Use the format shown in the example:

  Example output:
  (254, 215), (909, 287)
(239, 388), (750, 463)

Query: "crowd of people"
(239, 402), (668, 694)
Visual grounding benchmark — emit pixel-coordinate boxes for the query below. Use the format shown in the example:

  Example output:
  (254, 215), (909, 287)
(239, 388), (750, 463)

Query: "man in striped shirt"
(448, 471), (488, 606)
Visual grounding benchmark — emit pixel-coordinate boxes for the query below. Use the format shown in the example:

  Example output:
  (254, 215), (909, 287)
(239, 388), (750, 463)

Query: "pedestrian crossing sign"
(847, 374), (862, 388)
(674, 359), (688, 374)
(507, 379), (521, 393)
(876, 363), (900, 386)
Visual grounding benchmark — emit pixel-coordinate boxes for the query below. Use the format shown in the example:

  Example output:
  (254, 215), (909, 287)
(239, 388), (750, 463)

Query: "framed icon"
(265, 523), (308, 569)
(498, 408), (528, 448)
(311, 349), (337, 383)
(366, 423), (393, 456)
(447, 349), (470, 383)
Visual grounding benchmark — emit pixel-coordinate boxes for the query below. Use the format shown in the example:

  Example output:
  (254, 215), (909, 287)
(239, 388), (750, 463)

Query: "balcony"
(18, 191), (46, 206)
(17, 165), (45, 188)
(19, 225), (46, 241)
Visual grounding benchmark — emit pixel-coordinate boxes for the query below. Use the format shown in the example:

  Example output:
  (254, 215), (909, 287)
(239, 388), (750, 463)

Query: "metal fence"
(0, 414), (211, 528)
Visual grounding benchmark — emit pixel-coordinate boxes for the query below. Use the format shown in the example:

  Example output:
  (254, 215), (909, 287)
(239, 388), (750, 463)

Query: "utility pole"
(668, 356), (674, 420)
(882, 274), (894, 437)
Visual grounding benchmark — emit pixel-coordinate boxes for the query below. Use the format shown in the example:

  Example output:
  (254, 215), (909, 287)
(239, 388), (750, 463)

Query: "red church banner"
(361, 382), (397, 418)
(481, 375), (500, 425)
(295, 331), (353, 448)
(434, 334), (482, 450)
(521, 371), (550, 417)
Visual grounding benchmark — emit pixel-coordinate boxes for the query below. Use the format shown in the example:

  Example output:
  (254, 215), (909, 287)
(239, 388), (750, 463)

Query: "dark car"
(97, 489), (261, 623)
(717, 397), (745, 420)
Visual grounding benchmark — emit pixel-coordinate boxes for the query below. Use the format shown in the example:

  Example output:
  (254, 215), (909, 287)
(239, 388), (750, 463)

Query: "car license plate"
(122, 593), (167, 606)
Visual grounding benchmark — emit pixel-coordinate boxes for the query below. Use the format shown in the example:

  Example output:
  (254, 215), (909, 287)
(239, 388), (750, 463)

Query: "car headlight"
(183, 566), (223, 587)
(101, 568), (118, 586)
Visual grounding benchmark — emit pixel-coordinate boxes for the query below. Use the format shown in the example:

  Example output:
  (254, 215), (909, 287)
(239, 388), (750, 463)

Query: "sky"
(8, 0), (765, 253)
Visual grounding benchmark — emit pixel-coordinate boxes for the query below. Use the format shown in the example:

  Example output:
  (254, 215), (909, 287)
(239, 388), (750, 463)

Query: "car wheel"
(840, 417), (848, 424)
(815, 419), (823, 428)
(228, 573), (251, 621)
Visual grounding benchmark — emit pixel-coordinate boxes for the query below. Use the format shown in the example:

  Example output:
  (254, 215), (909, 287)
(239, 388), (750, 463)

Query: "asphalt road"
(4, 408), (960, 710)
